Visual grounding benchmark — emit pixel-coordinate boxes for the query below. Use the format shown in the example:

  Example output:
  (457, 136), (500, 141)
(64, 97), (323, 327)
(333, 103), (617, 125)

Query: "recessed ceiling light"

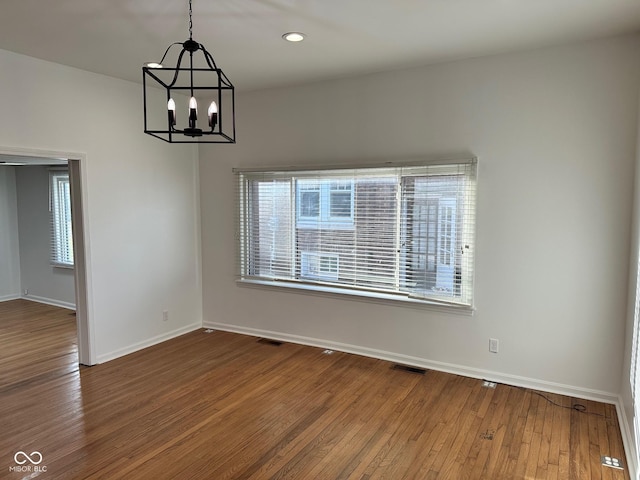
(144, 62), (163, 69)
(282, 32), (305, 43)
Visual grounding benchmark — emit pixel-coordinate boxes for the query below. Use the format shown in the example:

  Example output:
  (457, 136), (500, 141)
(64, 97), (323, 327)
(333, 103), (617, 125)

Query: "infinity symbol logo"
(14, 451), (43, 465)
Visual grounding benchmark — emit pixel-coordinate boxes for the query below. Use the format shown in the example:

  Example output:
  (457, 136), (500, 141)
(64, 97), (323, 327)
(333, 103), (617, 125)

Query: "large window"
(236, 159), (477, 308)
(50, 170), (74, 267)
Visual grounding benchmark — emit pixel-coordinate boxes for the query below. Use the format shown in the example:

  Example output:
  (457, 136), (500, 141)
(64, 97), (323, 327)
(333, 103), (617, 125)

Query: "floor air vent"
(257, 338), (283, 346)
(392, 364), (426, 375)
(480, 430), (495, 440)
(601, 456), (624, 470)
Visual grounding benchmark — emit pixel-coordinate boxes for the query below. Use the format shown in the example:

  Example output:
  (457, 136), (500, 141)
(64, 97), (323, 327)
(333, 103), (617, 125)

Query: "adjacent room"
(2, 1), (640, 478)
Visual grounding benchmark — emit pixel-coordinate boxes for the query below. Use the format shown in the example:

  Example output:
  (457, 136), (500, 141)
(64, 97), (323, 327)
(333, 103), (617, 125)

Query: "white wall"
(15, 166), (75, 308)
(0, 166), (20, 300)
(200, 35), (640, 399)
(0, 48), (202, 362)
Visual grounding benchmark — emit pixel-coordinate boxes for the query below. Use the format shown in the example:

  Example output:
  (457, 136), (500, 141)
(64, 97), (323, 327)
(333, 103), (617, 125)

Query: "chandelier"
(143, 0), (236, 143)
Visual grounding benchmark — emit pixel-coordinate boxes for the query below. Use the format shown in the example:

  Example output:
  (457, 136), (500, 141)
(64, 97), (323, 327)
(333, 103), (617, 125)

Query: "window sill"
(236, 278), (474, 315)
(51, 263), (74, 270)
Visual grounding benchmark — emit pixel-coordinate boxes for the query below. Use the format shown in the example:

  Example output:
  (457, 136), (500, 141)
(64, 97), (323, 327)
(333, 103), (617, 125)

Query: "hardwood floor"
(0, 299), (630, 479)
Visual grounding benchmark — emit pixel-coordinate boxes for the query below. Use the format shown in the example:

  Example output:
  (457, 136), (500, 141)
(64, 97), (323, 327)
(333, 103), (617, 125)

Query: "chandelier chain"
(188, 0), (193, 39)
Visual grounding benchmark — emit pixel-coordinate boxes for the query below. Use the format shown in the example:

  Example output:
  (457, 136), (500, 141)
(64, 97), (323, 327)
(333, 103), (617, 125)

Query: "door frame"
(0, 145), (95, 365)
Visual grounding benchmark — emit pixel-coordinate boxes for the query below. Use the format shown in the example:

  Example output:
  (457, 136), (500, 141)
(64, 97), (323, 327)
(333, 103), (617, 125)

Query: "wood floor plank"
(0, 299), (632, 479)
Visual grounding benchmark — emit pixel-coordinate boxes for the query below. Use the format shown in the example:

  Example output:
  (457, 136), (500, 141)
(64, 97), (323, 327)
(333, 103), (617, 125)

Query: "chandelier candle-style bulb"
(208, 101), (218, 129)
(167, 98), (177, 126)
(188, 97), (198, 129)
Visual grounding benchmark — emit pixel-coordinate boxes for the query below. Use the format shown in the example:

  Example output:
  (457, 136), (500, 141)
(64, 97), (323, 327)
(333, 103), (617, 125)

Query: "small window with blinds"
(50, 170), (74, 268)
(235, 158), (477, 308)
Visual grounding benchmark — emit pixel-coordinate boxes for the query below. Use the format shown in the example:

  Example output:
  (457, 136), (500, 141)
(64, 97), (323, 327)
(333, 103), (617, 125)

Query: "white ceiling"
(1, 0), (640, 91)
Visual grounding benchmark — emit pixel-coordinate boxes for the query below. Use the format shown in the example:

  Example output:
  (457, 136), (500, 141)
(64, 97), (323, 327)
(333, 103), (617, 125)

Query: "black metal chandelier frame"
(143, 0), (236, 144)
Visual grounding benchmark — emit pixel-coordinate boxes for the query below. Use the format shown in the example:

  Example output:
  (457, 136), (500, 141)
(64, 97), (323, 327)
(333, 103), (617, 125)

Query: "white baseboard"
(97, 322), (202, 364)
(616, 396), (638, 480)
(22, 294), (76, 310)
(204, 321), (619, 405)
(0, 294), (21, 302)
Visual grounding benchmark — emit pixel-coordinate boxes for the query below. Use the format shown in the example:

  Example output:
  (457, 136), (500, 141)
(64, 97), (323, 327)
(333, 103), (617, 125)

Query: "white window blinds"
(235, 159), (477, 307)
(50, 170), (74, 267)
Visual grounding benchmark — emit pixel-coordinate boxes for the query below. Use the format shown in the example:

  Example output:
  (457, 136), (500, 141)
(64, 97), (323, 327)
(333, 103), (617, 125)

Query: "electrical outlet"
(489, 338), (499, 353)
(23, 289), (29, 296)
(162, 310), (169, 322)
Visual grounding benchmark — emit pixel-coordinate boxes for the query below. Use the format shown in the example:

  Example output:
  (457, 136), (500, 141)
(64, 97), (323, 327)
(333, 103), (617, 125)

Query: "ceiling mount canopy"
(143, 0), (236, 144)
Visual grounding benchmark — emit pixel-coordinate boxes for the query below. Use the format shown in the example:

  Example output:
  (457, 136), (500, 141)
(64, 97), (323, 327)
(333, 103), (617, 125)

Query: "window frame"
(235, 158), (477, 312)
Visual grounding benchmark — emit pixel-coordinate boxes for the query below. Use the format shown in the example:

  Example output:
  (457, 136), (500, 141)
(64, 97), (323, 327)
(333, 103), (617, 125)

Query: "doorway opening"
(0, 147), (93, 365)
